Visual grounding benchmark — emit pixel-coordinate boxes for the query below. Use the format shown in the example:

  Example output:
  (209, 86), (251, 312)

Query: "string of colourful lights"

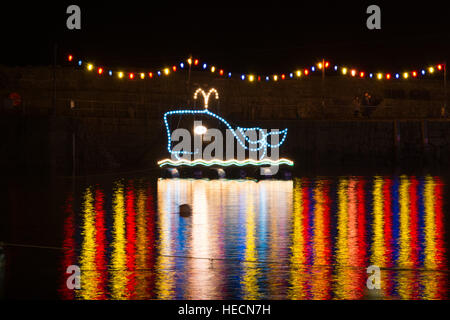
(67, 53), (445, 82)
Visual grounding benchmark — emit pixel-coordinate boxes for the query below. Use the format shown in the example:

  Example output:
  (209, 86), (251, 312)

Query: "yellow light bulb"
(403, 72), (409, 79)
(164, 68), (170, 75)
(342, 67), (347, 75)
(118, 71), (124, 79)
(377, 73), (383, 80)
(273, 75), (278, 81)
(187, 58), (192, 65)
(140, 73), (145, 79)
(249, 75), (254, 82)
(429, 67), (434, 73)
(318, 62), (323, 69)
(87, 64), (93, 71)
(296, 70), (301, 77)
(211, 66), (215, 73)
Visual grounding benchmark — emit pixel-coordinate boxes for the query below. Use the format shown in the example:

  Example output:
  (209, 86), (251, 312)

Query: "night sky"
(1, 1), (450, 73)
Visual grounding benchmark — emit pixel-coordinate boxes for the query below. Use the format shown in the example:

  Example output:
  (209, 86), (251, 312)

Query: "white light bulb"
(194, 125), (207, 135)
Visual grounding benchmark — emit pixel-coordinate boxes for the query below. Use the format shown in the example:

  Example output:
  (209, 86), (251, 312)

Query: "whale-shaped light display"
(158, 88), (293, 167)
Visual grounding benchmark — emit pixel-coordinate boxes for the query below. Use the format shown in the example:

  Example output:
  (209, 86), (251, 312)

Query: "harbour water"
(1, 173), (448, 299)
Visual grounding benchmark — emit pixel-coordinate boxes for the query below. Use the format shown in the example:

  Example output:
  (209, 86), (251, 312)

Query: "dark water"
(1, 173), (449, 299)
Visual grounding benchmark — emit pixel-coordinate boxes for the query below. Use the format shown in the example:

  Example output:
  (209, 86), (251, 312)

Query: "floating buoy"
(162, 168), (179, 178)
(179, 204), (192, 217)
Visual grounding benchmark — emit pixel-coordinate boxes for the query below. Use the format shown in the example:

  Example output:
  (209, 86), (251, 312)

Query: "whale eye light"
(194, 125), (207, 135)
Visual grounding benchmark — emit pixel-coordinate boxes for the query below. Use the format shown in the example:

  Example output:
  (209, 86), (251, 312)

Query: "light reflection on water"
(59, 176), (448, 300)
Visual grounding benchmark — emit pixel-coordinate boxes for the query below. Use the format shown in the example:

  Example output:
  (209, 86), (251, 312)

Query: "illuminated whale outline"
(163, 108), (288, 160)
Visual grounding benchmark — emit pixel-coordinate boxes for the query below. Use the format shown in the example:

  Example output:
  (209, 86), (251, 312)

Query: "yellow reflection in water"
(242, 183), (259, 299)
(77, 187), (99, 300)
(111, 182), (127, 299)
(311, 180), (331, 299)
(422, 176), (446, 300)
(371, 176), (385, 267)
(334, 178), (349, 299)
(424, 176), (436, 270)
(398, 175), (411, 269)
(289, 178), (307, 299)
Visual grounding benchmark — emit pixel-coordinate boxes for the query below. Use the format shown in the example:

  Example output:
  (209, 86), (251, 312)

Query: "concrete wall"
(1, 65), (447, 120)
(1, 65), (449, 175)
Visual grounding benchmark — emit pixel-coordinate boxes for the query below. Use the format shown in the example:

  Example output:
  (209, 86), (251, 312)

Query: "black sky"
(1, 1), (450, 73)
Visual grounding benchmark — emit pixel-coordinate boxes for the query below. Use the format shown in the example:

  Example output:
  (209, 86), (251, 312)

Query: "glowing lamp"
(164, 68), (170, 75)
(428, 67), (434, 73)
(421, 69), (426, 75)
(87, 64), (93, 71)
(203, 63), (207, 69)
(172, 66), (177, 72)
(395, 73), (400, 79)
(228, 72), (232, 77)
(211, 66), (215, 73)
(369, 73), (373, 78)
(403, 72), (408, 79)
(351, 69), (356, 77)
(129, 73), (134, 79)
(219, 69), (224, 76)
(342, 67), (348, 75)
(180, 62), (184, 68)
(377, 73), (382, 80)
(325, 61), (329, 68)
(118, 72), (124, 79)
(157, 71), (161, 76)
(266, 76), (269, 81)
(386, 73), (391, 79)
(194, 125), (207, 135)
(258, 76), (261, 81)
(187, 58), (192, 65)
(311, 66), (315, 72)
(149, 72), (153, 78)
(360, 72), (365, 78)
(412, 71), (417, 77)
(241, 75), (245, 80)
(304, 69), (309, 75)
(98, 68), (103, 75)
(281, 74), (285, 80)
(68, 55), (73, 62)
(108, 70), (113, 76)
(194, 59), (199, 66)
(273, 75), (278, 81)
(437, 64), (442, 70)
(334, 65), (338, 71)
(318, 62), (323, 69)
(140, 73), (145, 79)
(78, 60), (82, 66)
(249, 75), (254, 82)
(296, 70), (301, 77)
(289, 73), (293, 78)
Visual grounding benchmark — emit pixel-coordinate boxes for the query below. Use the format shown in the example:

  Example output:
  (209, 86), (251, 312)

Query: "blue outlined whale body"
(163, 108), (288, 160)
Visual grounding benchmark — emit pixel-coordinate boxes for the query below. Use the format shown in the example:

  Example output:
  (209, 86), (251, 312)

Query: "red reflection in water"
(145, 187), (156, 298)
(60, 193), (76, 300)
(356, 179), (367, 268)
(125, 183), (137, 299)
(409, 177), (420, 269)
